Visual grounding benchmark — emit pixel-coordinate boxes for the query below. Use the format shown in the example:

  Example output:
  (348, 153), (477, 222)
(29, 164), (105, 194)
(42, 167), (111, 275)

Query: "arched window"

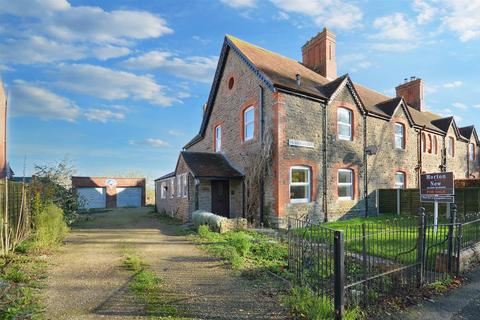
(338, 169), (354, 200)
(394, 123), (405, 149)
(290, 166), (311, 203)
(214, 125), (222, 152)
(421, 133), (426, 153)
(243, 106), (255, 141)
(433, 136), (438, 154)
(427, 134), (432, 153)
(448, 137), (455, 157)
(337, 108), (353, 141)
(470, 143), (476, 161)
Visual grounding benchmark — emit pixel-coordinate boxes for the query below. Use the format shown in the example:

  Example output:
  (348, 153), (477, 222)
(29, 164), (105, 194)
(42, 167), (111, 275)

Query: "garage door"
(116, 187), (142, 207)
(77, 188), (106, 209)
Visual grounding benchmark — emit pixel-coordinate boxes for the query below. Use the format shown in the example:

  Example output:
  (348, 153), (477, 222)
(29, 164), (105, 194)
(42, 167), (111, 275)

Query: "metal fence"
(287, 204), (480, 319)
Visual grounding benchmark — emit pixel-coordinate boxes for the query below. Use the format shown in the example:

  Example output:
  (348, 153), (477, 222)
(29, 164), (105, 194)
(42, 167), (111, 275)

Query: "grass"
(283, 286), (364, 320)
(122, 254), (192, 319)
(194, 225), (289, 276)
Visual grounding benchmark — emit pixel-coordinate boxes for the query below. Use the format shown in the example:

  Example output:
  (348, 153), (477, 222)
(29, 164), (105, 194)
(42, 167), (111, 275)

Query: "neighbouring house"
(155, 28), (480, 227)
(72, 177), (146, 209)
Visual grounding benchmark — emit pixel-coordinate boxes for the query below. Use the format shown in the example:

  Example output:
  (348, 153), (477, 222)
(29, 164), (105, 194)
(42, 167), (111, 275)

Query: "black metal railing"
(287, 204), (480, 319)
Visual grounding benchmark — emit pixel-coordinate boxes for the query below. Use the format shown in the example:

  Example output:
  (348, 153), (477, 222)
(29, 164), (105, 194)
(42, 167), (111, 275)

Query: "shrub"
(192, 210), (227, 232)
(225, 250), (244, 269)
(227, 232), (251, 257)
(32, 203), (69, 249)
(198, 225), (211, 238)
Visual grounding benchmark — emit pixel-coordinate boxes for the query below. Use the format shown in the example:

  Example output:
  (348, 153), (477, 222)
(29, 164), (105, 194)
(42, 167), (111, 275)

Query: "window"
(427, 134), (432, 153)
(243, 106), (255, 141)
(170, 179), (175, 198)
(395, 172), (405, 189)
(215, 125), (222, 152)
(338, 169), (354, 200)
(337, 108), (352, 140)
(394, 123), (405, 149)
(470, 143), (476, 161)
(176, 175), (182, 197)
(182, 174), (188, 197)
(433, 136), (438, 154)
(228, 77), (234, 90)
(290, 166), (311, 204)
(160, 182), (166, 199)
(421, 133), (426, 153)
(448, 137), (455, 157)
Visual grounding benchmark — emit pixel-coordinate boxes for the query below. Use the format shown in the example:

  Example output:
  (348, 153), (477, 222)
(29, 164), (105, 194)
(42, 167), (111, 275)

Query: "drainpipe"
(322, 102), (328, 222)
(259, 85), (265, 225)
(242, 179), (246, 218)
(363, 114), (369, 217)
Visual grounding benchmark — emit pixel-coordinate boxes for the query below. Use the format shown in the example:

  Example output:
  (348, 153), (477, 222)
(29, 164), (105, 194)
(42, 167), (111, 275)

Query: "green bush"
(227, 232), (251, 257)
(32, 203), (69, 250)
(198, 225), (211, 238)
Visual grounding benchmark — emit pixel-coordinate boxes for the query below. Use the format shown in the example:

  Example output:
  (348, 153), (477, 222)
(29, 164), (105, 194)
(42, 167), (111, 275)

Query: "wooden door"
(211, 180), (230, 218)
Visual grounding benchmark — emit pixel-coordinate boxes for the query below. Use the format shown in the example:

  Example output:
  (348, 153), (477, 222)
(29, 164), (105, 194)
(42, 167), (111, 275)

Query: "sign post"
(420, 172), (455, 233)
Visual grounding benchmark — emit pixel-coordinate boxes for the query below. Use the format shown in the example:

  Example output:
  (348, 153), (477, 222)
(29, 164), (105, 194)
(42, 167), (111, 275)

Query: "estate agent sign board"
(420, 172), (454, 196)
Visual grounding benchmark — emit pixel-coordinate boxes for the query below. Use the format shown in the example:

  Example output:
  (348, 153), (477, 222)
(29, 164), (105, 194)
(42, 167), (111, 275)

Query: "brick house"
(155, 28), (480, 227)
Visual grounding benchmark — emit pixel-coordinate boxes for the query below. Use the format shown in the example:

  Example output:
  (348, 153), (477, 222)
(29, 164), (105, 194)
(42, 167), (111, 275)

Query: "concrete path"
(389, 267), (480, 320)
(43, 208), (287, 320)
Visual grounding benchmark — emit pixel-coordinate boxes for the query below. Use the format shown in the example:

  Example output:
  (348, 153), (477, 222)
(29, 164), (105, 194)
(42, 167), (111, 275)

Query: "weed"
(122, 255), (145, 273)
(227, 232), (251, 257)
(4, 266), (29, 283)
(32, 203), (69, 250)
(198, 225), (211, 238)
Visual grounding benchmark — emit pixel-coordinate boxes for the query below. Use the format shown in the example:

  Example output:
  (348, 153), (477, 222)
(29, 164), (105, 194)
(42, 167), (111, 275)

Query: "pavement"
(390, 267), (480, 319)
(43, 207), (287, 320)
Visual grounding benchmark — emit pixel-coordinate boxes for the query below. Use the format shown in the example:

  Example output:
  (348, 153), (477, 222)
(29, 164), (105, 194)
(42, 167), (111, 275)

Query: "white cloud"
(129, 138), (169, 148)
(122, 51), (218, 83)
(371, 43), (417, 52)
(372, 13), (417, 41)
(274, 11), (290, 21)
(0, 36), (86, 64)
(92, 45), (131, 61)
(0, 0), (173, 44)
(442, 0), (480, 41)
(413, 0), (438, 24)
(9, 80), (80, 121)
(338, 53), (372, 73)
(55, 64), (177, 106)
(443, 81), (463, 88)
(84, 108), (125, 123)
(452, 102), (468, 110)
(168, 130), (184, 136)
(474, 104), (480, 109)
(220, 0), (256, 8)
(270, 0), (363, 30)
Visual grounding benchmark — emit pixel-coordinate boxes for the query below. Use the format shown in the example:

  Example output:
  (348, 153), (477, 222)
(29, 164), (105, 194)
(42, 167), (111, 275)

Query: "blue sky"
(1, 0), (479, 184)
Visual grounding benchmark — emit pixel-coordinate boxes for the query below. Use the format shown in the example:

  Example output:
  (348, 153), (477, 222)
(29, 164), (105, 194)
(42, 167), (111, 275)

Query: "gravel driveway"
(43, 207), (287, 319)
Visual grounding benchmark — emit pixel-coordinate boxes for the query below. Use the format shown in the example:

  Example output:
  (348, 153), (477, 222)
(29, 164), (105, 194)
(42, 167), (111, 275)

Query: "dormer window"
(394, 123), (405, 149)
(337, 108), (352, 141)
(448, 137), (455, 157)
(215, 125), (222, 152)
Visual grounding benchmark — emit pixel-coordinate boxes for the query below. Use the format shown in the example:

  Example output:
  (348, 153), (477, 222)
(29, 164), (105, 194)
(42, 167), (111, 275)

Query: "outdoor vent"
(296, 74), (301, 86)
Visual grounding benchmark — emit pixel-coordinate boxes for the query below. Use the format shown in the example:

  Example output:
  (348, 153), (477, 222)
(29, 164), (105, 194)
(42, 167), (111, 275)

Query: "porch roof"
(181, 151), (243, 179)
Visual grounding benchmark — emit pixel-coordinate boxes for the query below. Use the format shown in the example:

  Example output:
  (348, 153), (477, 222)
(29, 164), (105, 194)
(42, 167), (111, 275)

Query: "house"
(155, 28), (480, 227)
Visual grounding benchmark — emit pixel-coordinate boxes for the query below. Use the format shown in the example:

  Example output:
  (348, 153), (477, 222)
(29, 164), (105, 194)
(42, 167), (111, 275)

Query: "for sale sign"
(420, 172), (454, 196)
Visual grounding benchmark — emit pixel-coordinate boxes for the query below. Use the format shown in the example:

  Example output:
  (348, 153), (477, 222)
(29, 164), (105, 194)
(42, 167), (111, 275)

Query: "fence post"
(361, 223), (367, 307)
(417, 207), (426, 288)
(334, 230), (345, 320)
(456, 223), (462, 276)
(447, 203), (457, 274)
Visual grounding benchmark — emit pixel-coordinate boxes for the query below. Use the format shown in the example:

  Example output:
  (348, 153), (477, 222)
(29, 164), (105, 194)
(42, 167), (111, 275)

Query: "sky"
(1, 0), (480, 184)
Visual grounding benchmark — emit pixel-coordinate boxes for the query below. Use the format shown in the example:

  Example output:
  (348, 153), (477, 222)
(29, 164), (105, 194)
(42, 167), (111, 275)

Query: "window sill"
(289, 200), (312, 205)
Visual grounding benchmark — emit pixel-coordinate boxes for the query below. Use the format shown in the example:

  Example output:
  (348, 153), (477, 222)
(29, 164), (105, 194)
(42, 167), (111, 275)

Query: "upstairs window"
(337, 108), (352, 141)
(215, 125), (222, 152)
(433, 136), (438, 154)
(394, 123), (405, 149)
(421, 133), (426, 153)
(170, 178), (175, 198)
(470, 143), (476, 161)
(243, 106), (255, 141)
(448, 137), (455, 157)
(395, 172), (406, 189)
(160, 182), (167, 199)
(290, 166), (311, 204)
(338, 169), (354, 200)
(177, 175), (182, 197)
(182, 174), (188, 197)
(427, 134), (432, 153)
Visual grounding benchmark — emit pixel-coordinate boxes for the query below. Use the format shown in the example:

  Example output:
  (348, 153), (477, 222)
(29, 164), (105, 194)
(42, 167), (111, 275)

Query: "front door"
(211, 180), (230, 218)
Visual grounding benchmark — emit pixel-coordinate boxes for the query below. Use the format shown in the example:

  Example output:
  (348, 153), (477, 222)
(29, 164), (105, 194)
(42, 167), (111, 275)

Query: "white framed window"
(470, 143), (475, 161)
(160, 182), (166, 199)
(289, 166), (311, 204)
(170, 178), (175, 198)
(182, 173), (188, 197)
(338, 169), (354, 200)
(215, 125), (222, 152)
(395, 172), (405, 189)
(395, 123), (405, 149)
(337, 108), (352, 141)
(176, 175), (182, 197)
(243, 106), (255, 141)
(448, 137), (455, 157)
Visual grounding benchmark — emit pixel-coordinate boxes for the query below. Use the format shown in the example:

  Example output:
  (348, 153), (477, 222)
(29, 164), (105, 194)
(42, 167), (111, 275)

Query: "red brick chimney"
(395, 77), (424, 112)
(0, 80), (6, 178)
(302, 27), (337, 80)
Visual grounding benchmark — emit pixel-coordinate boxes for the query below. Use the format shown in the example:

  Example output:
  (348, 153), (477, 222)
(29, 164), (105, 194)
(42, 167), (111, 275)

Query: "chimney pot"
(296, 74), (301, 86)
(301, 28), (337, 80)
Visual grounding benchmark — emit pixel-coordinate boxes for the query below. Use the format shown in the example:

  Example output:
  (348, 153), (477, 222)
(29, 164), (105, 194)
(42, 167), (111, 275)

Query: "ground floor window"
(290, 166), (311, 203)
(395, 172), (406, 189)
(170, 178), (175, 198)
(338, 169), (354, 200)
(160, 181), (167, 199)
